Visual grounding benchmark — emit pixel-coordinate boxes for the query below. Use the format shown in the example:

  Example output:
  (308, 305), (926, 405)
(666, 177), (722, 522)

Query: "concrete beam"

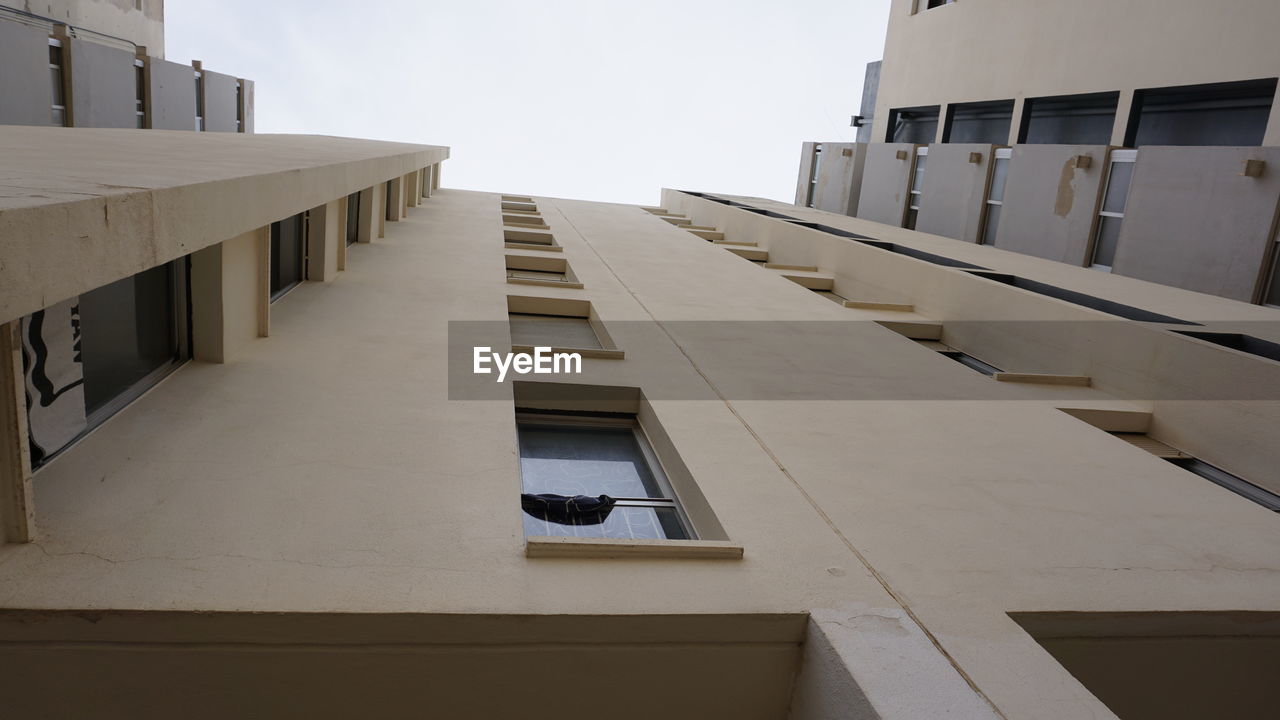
(0, 321), (34, 543)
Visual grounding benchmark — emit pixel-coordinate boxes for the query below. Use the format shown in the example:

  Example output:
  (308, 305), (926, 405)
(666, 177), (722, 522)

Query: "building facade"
(1, 2), (1279, 719)
(798, 0), (1280, 307)
(0, 0), (252, 132)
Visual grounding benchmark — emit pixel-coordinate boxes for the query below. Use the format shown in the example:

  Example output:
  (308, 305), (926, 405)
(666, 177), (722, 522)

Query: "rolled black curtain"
(521, 494), (616, 526)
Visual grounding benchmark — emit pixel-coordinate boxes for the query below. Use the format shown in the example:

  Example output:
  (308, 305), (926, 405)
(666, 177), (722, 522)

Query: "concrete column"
(386, 178), (403, 223)
(0, 320), (34, 543)
(190, 229), (270, 362)
(423, 166), (434, 198)
(256, 226), (270, 337)
(358, 187), (375, 243)
(934, 103), (950, 144)
(431, 162), (441, 191)
(406, 172), (420, 208)
(1111, 89), (1136, 146)
(1006, 98), (1025, 145)
(306, 200), (340, 282)
(400, 175), (410, 217)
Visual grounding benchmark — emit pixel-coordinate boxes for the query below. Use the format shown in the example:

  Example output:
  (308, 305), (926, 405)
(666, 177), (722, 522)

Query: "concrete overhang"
(0, 126), (449, 324)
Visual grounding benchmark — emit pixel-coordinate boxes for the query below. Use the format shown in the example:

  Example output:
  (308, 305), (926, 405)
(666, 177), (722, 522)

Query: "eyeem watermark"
(473, 346), (582, 382)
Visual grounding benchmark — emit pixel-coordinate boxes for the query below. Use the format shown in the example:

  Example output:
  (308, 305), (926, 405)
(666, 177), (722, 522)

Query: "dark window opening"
(943, 99), (1014, 144)
(385, 181), (397, 221)
(194, 73), (204, 131)
(134, 62), (146, 128)
(1019, 91), (1119, 145)
(887, 105), (940, 143)
(270, 213), (306, 300)
(1171, 331), (1280, 364)
(49, 42), (67, 127)
(345, 192), (361, 246)
(940, 350), (1001, 376)
(967, 271), (1197, 325)
(1125, 77), (1277, 147)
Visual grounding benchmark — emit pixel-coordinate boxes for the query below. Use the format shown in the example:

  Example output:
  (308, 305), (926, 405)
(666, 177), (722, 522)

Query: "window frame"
(194, 70), (204, 131)
(48, 38), (67, 127)
(980, 147), (1012, 245)
(1088, 149), (1137, 271)
(904, 146), (928, 230)
(134, 58), (146, 128)
(515, 411), (697, 539)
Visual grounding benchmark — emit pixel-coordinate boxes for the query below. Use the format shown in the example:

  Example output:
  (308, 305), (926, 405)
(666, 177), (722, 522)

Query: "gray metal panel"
(812, 143), (867, 217)
(994, 145), (1108, 264)
(69, 38), (135, 129)
(241, 78), (255, 133)
(0, 21), (54, 126)
(915, 144), (993, 243)
(855, 142), (916, 227)
(1113, 146), (1280, 301)
(857, 61), (881, 144)
(148, 58), (196, 131)
(201, 69), (238, 132)
(795, 142), (816, 206)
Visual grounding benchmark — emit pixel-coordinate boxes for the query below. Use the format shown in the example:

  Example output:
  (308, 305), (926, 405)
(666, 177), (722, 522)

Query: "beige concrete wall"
(809, 142), (867, 217)
(855, 143), (917, 227)
(914, 143), (993, 243)
(1114, 146), (1280, 301)
(306, 200), (340, 282)
(874, 0), (1280, 145)
(18, 0), (166, 56)
(993, 145), (1108, 264)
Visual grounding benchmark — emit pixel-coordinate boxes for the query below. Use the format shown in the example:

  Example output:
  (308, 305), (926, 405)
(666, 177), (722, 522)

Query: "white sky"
(165, 0), (888, 206)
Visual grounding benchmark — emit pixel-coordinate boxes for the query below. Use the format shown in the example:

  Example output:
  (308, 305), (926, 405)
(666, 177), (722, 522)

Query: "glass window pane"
(270, 214), (304, 297)
(51, 106), (65, 126)
(522, 505), (686, 540)
(509, 314), (601, 349)
(904, 208), (918, 230)
(982, 203), (1002, 246)
(508, 269), (566, 282)
(1102, 161), (1134, 214)
(50, 67), (63, 106)
(79, 264), (177, 414)
(988, 158), (1010, 202)
(517, 424), (665, 499)
(345, 192), (360, 245)
(1092, 215), (1123, 267)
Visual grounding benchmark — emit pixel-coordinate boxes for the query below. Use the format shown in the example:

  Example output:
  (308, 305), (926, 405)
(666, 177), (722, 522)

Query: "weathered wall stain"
(1054, 158), (1076, 218)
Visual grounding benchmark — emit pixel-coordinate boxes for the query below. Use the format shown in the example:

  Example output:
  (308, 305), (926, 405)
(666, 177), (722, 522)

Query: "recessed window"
(1019, 91), (1119, 145)
(194, 71), (204, 131)
(904, 147), (927, 230)
(504, 226), (557, 249)
(503, 213), (547, 228)
(134, 59), (146, 128)
(1126, 78), (1277, 147)
(1089, 150), (1136, 271)
(887, 105), (940, 143)
(48, 39), (66, 127)
(924, 0), (955, 8)
(506, 296), (621, 356)
(506, 255), (579, 287)
(943, 99), (1015, 144)
(981, 148), (1011, 245)
(915, 339), (1001, 376)
(805, 144), (823, 208)
(814, 289), (847, 305)
(345, 192), (361, 246)
(235, 80), (243, 132)
(270, 213), (306, 300)
(517, 413), (693, 540)
(22, 260), (189, 467)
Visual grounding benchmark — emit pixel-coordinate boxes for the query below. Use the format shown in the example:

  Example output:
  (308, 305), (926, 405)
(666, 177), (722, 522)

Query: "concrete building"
(2, 2), (1280, 719)
(0, 1), (252, 132)
(798, 0), (1280, 307)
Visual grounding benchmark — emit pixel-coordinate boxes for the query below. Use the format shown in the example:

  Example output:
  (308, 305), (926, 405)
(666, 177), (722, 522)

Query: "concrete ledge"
(504, 242), (562, 252)
(506, 278), (584, 290)
(993, 372), (1091, 387)
(844, 300), (915, 312)
(724, 246), (769, 262)
(688, 229), (725, 241)
(526, 536), (744, 559)
(510, 344), (624, 360)
(764, 263), (818, 272)
(713, 239), (758, 247)
(875, 320), (942, 340)
(660, 216), (692, 226)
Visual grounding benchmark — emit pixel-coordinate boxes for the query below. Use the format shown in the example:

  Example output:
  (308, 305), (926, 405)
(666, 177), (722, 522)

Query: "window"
(1089, 150), (1136, 271)
(904, 147), (927, 230)
(22, 260), (189, 467)
(194, 71), (204, 131)
(134, 59), (146, 128)
(915, 339), (1001, 376)
(385, 180), (396, 220)
(270, 213), (306, 300)
(805, 144), (823, 208)
(345, 192), (361, 246)
(1169, 458), (1280, 512)
(981, 148), (1011, 245)
(503, 226), (557, 249)
(1126, 78), (1277, 147)
(814, 289), (847, 305)
(887, 105), (940, 143)
(1019, 91), (1119, 145)
(943, 99), (1015, 144)
(516, 413), (692, 540)
(506, 255), (578, 287)
(509, 313), (601, 350)
(49, 39), (67, 127)
(925, 0), (956, 8)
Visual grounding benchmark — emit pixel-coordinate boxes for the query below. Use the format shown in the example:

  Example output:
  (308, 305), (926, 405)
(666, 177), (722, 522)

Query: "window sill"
(525, 536), (743, 559)
(507, 278), (584, 289)
(511, 344), (624, 360)
(505, 242), (562, 252)
(992, 372), (1091, 387)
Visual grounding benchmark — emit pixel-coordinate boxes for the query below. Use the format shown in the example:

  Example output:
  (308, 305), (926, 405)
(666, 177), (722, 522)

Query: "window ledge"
(511, 344), (624, 360)
(505, 242), (562, 252)
(993, 372), (1091, 387)
(525, 536), (743, 559)
(507, 278), (584, 289)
